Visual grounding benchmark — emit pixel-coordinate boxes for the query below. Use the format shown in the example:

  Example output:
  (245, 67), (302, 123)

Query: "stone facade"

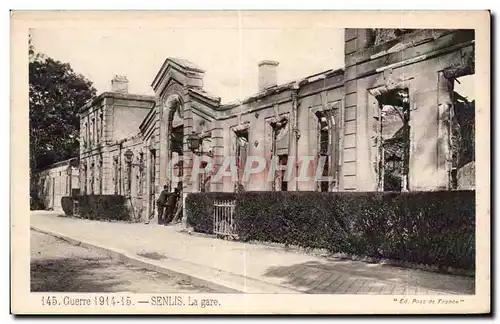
(32, 29), (476, 222)
(344, 28), (475, 191)
(31, 158), (79, 211)
(78, 76), (156, 221)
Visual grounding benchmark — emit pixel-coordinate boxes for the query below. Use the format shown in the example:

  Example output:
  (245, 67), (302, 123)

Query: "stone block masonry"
(34, 30), (475, 220)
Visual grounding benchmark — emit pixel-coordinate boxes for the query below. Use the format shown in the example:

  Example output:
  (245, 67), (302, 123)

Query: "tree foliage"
(29, 42), (97, 171)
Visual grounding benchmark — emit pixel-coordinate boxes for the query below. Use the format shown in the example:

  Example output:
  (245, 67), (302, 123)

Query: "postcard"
(11, 10), (490, 315)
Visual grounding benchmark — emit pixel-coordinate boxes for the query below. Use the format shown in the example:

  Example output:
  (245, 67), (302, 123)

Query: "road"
(30, 230), (223, 293)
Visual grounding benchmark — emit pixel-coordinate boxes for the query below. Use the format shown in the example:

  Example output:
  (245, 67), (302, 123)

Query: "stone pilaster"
(367, 90), (382, 191)
(158, 97), (168, 189)
(181, 94), (194, 228)
(287, 89), (299, 191)
(402, 70), (447, 191)
(182, 105), (194, 191)
(66, 166), (72, 196)
(344, 29), (375, 61)
(342, 31), (363, 191)
(436, 72), (454, 189)
(210, 123), (224, 192)
(355, 79), (376, 191)
(101, 145), (113, 195)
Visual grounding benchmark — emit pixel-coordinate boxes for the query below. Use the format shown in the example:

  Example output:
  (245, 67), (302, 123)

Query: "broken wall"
(344, 28), (475, 191)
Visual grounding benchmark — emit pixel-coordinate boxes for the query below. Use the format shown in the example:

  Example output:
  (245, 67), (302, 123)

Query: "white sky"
(455, 74), (475, 100)
(31, 26), (345, 103)
(31, 22), (474, 104)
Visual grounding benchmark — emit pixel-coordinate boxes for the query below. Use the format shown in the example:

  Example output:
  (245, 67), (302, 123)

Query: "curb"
(178, 227), (474, 278)
(174, 229), (465, 295)
(30, 226), (301, 294)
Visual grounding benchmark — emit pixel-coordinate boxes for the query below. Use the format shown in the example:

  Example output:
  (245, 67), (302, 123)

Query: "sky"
(31, 17), (474, 104)
(31, 24), (345, 104)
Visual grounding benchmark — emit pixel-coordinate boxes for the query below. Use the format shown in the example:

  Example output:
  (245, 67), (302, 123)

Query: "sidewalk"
(30, 211), (475, 295)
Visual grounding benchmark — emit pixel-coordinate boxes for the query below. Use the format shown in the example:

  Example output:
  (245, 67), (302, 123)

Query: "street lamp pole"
(178, 132), (202, 228)
(124, 149), (134, 197)
(66, 165), (72, 196)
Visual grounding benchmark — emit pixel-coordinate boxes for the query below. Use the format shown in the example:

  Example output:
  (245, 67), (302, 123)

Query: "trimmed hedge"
(61, 196), (75, 216)
(62, 195), (131, 221)
(186, 192), (237, 234)
(234, 191), (395, 254)
(30, 197), (46, 211)
(186, 190), (475, 270)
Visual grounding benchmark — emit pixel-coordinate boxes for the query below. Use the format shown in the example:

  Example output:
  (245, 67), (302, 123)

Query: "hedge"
(186, 190), (475, 270)
(61, 195), (131, 221)
(30, 197), (46, 211)
(61, 196), (75, 216)
(185, 192), (237, 234)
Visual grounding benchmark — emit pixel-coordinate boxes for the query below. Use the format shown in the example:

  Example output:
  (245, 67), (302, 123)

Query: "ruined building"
(33, 28), (476, 222)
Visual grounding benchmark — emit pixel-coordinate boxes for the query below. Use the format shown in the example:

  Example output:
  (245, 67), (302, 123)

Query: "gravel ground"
(30, 230), (223, 293)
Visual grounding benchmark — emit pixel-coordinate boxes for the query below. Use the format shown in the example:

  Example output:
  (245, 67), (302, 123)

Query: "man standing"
(171, 182), (183, 224)
(164, 187), (180, 225)
(156, 185), (170, 225)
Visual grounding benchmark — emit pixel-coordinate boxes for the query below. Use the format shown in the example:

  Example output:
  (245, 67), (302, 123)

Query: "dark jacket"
(167, 191), (179, 207)
(157, 189), (169, 205)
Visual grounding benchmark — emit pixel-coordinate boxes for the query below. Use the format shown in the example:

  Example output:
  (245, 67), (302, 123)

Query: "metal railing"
(213, 199), (236, 236)
(72, 199), (80, 216)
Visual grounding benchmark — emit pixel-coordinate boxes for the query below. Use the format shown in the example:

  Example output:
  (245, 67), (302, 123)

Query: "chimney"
(111, 75), (129, 93)
(258, 60), (279, 92)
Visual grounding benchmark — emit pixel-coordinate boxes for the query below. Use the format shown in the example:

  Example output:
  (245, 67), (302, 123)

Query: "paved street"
(30, 230), (224, 293)
(31, 212), (475, 295)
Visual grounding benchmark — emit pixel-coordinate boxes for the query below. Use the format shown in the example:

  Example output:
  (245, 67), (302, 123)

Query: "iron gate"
(213, 199), (236, 236)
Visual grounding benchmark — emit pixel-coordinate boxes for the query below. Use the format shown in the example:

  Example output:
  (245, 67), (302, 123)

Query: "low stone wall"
(62, 195), (134, 222)
(458, 162), (475, 190)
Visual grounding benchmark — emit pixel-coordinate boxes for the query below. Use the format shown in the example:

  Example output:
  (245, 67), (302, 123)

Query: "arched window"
(90, 161), (95, 194)
(375, 88), (410, 192)
(270, 118), (289, 191)
(163, 94), (184, 188)
(81, 162), (87, 194)
(82, 122), (87, 148)
(234, 129), (249, 188)
(113, 156), (119, 194)
(198, 137), (213, 193)
(137, 152), (145, 196)
(99, 112), (104, 143)
(98, 154), (103, 194)
(315, 109), (337, 192)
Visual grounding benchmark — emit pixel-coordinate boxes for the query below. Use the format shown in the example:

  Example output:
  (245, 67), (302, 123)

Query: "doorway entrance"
(51, 177), (55, 209)
(375, 88), (411, 192)
(169, 125), (184, 190)
(148, 149), (156, 219)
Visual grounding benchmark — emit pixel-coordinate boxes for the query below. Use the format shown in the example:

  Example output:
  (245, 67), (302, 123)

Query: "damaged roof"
(151, 57), (206, 91)
(79, 92), (155, 113)
(168, 57), (205, 73)
(219, 67), (345, 110)
(188, 88), (222, 104)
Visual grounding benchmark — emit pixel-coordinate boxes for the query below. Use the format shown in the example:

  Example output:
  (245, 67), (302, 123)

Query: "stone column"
(436, 72), (454, 189)
(288, 89), (299, 191)
(301, 109), (318, 191)
(101, 146), (112, 195)
(80, 162), (86, 195)
(66, 166), (72, 196)
(125, 161), (132, 196)
(294, 116), (307, 192)
(355, 80), (377, 191)
(158, 97), (168, 190)
(345, 29), (373, 56)
(406, 70), (449, 191)
(210, 122), (225, 192)
(181, 94), (194, 229)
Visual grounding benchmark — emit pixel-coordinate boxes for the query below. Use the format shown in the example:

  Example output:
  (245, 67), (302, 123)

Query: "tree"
(29, 42), (97, 173)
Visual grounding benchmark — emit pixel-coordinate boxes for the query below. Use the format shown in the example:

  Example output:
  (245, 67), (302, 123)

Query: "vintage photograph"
(12, 10), (490, 314)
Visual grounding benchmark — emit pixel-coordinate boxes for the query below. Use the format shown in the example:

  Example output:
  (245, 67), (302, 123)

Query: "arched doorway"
(163, 94), (184, 192)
